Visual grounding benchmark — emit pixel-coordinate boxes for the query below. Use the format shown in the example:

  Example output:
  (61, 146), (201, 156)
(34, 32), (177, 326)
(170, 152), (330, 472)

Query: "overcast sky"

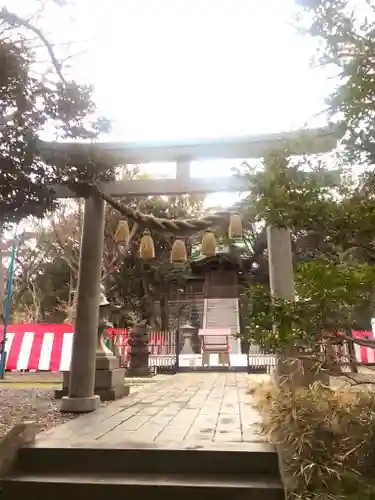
(9, 0), (334, 207)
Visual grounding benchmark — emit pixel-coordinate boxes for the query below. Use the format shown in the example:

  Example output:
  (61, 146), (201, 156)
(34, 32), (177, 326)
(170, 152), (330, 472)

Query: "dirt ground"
(0, 371), (63, 384)
(0, 388), (79, 438)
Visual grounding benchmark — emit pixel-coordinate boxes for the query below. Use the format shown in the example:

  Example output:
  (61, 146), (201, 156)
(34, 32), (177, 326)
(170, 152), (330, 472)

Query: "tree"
(97, 193), (205, 329)
(238, 146), (375, 385)
(295, 0), (375, 162)
(243, 260), (375, 352)
(9, 188), (206, 327)
(237, 147), (375, 268)
(0, 6), (111, 227)
(90, 166), (208, 328)
(291, 1), (375, 267)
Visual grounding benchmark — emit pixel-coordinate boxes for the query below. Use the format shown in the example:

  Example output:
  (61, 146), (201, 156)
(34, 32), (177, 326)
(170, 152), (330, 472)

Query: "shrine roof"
(190, 239), (250, 265)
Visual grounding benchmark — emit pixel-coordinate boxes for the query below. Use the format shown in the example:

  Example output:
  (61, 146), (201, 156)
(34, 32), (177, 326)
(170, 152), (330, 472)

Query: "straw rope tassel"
(170, 238), (187, 263)
(139, 229), (155, 259)
(201, 230), (216, 257)
(114, 220), (130, 244)
(228, 212), (243, 239)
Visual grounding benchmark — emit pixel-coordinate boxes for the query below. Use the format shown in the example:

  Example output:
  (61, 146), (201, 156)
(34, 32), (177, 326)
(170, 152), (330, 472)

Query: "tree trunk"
(140, 274), (152, 325)
(275, 348), (329, 391)
(275, 349), (305, 390)
(160, 293), (169, 331)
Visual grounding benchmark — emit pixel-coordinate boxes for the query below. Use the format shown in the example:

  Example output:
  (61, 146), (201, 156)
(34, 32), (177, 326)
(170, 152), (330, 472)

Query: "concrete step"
(15, 443), (280, 477)
(2, 472), (285, 500)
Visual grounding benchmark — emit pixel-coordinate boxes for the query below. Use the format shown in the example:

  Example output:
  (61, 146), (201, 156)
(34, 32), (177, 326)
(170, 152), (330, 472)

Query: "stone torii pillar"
(61, 195), (105, 413)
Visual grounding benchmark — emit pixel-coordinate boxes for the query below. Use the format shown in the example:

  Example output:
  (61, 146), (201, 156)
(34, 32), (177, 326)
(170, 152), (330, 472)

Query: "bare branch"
(0, 8), (67, 85)
(101, 222), (139, 282)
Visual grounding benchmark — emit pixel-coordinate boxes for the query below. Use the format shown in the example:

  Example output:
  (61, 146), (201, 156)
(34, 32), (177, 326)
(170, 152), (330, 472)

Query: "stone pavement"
(38, 373), (264, 447)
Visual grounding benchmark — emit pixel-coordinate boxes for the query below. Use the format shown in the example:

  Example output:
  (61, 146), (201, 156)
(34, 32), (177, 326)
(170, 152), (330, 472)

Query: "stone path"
(38, 373), (264, 447)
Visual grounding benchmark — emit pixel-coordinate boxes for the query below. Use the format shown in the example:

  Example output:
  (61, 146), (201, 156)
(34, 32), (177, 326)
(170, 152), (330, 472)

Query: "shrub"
(251, 381), (375, 499)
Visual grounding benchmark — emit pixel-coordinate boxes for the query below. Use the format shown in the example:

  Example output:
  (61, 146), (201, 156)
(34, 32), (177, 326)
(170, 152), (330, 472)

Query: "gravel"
(0, 376), (161, 439)
(0, 389), (82, 438)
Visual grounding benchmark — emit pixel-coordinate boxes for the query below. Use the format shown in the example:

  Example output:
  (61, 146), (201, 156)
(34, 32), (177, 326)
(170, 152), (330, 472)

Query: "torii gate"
(41, 125), (342, 412)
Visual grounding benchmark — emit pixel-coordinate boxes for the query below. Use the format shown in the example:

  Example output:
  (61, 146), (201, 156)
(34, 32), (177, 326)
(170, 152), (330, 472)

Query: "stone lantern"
(127, 324), (150, 378)
(180, 323), (197, 355)
(56, 290), (130, 401)
(94, 291), (130, 400)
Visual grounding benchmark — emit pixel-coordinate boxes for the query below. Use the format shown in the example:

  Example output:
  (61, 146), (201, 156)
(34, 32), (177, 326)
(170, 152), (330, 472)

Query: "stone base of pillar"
(60, 395), (100, 413)
(55, 355), (130, 402)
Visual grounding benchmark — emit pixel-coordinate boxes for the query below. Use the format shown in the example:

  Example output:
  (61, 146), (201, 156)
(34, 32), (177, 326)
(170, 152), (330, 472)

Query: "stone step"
(206, 305), (237, 310)
(15, 443), (280, 477)
(206, 305), (237, 309)
(206, 310), (237, 314)
(205, 322), (237, 326)
(204, 297), (240, 352)
(206, 309), (238, 314)
(206, 299), (237, 303)
(205, 325), (238, 332)
(206, 310), (237, 315)
(206, 306), (237, 311)
(206, 320), (237, 325)
(206, 310), (238, 314)
(2, 472), (284, 500)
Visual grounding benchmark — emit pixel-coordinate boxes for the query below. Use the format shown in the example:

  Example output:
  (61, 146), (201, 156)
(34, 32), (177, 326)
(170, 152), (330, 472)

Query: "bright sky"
(9, 0), (334, 207)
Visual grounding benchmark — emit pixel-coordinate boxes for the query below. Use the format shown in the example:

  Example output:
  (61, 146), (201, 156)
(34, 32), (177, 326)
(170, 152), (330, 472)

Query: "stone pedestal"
(56, 355), (129, 401)
(127, 325), (151, 377)
(57, 297), (130, 401)
(94, 354), (129, 400)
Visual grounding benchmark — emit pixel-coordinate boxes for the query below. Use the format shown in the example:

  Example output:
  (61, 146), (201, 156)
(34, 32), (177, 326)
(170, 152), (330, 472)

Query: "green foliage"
(244, 283), (305, 350)
(295, 0), (375, 161)
(238, 145), (375, 352)
(243, 260), (375, 350)
(10, 174), (205, 325)
(107, 195), (202, 325)
(239, 149), (375, 265)
(248, 150), (342, 230)
(0, 14), (111, 226)
(29, 257), (71, 323)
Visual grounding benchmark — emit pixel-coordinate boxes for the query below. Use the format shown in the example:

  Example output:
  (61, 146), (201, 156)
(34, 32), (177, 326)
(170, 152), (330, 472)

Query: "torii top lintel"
(41, 124), (341, 163)
(43, 124), (343, 198)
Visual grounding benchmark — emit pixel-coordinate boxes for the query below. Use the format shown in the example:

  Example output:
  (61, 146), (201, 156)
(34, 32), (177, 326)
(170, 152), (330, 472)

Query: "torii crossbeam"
(43, 125), (341, 198)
